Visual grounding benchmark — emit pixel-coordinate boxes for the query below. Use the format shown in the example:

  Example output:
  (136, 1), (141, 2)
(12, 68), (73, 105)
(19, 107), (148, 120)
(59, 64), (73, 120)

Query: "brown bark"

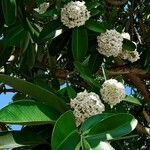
(136, 123), (150, 136)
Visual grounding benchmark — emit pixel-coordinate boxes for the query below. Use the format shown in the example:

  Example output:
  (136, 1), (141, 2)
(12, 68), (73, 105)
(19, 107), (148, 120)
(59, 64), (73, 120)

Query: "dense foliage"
(0, 0), (150, 149)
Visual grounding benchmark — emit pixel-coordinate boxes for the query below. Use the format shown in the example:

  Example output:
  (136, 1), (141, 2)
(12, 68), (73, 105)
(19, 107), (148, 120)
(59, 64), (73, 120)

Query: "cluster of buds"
(97, 29), (124, 57)
(100, 79), (125, 107)
(70, 90), (105, 126)
(61, 1), (90, 28)
(120, 33), (140, 63)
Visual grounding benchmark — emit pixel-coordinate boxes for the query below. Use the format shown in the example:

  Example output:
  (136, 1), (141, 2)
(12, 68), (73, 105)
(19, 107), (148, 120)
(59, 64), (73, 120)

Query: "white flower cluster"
(61, 1), (90, 28)
(120, 33), (140, 63)
(120, 50), (140, 63)
(100, 79), (125, 107)
(39, 2), (49, 14)
(98, 141), (115, 150)
(97, 29), (123, 57)
(70, 90), (105, 126)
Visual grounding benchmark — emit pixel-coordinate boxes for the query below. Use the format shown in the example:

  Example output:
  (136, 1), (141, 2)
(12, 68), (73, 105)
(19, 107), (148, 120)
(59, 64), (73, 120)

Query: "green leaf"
(0, 100), (59, 125)
(38, 19), (63, 42)
(85, 20), (106, 33)
(72, 27), (88, 62)
(0, 24), (27, 47)
(122, 39), (136, 51)
(80, 113), (115, 133)
(124, 96), (142, 106)
(0, 131), (46, 149)
(88, 51), (103, 73)
(67, 86), (77, 99)
(0, 74), (68, 113)
(81, 138), (90, 150)
(56, 131), (81, 150)
(84, 113), (137, 141)
(90, 9), (100, 16)
(20, 41), (36, 71)
(1, 0), (17, 25)
(0, 47), (13, 68)
(86, 1), (100, 10)
(74, 61), (92, 77)
(51, 111), (80, 150)
(20, 31), (30, 54)
(74, 62), (100, 88)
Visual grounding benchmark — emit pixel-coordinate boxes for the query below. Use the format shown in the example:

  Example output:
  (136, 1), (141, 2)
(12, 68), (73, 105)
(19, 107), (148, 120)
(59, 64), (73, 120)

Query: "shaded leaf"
(1, 0), (17, 25)
(85, 20), (106, 33)
(0, 47), (13, 68)
(67, 86), (77, 99)
(74, 62), (100, 88)
(86, 1), (100, 10)
(88, 51), (103, 73)
(0, 24), (27, 47)
(38, 19), (63, 42)
(72, 27), (88, 62)
(122, 39), (136, 51)
(0, 131), (46, 149)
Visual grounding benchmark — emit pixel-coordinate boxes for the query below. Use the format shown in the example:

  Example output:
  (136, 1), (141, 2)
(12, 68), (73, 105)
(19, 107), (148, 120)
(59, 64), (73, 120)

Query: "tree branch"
(106, 0), (128, 6)
(0, 89), (17, 94)
(124, 74), (150, 104)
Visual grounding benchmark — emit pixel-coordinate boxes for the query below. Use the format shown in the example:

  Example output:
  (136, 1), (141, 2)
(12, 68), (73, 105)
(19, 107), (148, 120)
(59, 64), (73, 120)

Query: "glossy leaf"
(86, 1), (100, 10)
(72, 27), (88, 62)
(124, 96), (142, 106)
(90, 9), (101, 16)
(81, 138), (91, 150)
(0, 100), (59, 125)
(20, 41), (36, 71)
(0, 74), (68, 112)
(122, 39), (136, 51)
(85, 20), (106, 33)
(74, 62), (100, 88)
(38, 19), (63, 42)
(1, 0), (17, 25)
(0, 131), (46, 149)
(51, 111), (80, 150)
(0, 47), (13, 68)
(84, 113), (137, 141)
(67, 86), (77, 99)
(0, 24), (27, 47)
(88, 51), (103, 73)
(80, 113), (115, 132)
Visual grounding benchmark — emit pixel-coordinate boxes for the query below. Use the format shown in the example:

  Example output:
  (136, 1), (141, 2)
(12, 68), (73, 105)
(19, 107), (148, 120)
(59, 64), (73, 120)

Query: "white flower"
(120, 50), (140, 63)
(119, 33), (140, 63)
(70, 90), (105, 126)
(127, 50), (140, 62)
(121, 32), (130, 40)
(39, 2), (49, 14)
(98, 141), (115, 150)
(61, 1), (90, 28)
(97, 29), (123, 57)
(100, 79), (125, 107)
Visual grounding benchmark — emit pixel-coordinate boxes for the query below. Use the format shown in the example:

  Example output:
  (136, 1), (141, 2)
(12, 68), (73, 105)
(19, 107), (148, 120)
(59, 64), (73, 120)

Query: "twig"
(136, 123), (150, 136)
(124, 74), (150, 104)
(143, 110), (150, 126)
(0, 89), (17, 94)
(106, 0), (128, 6)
